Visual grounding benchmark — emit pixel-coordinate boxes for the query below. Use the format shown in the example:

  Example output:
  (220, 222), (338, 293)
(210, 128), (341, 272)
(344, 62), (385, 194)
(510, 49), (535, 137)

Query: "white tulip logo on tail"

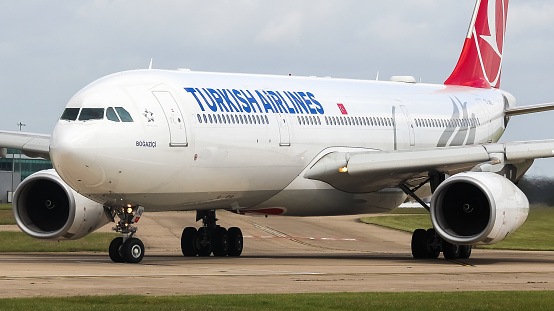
(445, 0), (509, 89)
(476, 0), (506, 88)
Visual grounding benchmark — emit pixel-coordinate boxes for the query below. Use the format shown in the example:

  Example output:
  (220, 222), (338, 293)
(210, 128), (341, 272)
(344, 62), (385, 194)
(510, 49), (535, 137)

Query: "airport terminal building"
(0, 149), (52, 203)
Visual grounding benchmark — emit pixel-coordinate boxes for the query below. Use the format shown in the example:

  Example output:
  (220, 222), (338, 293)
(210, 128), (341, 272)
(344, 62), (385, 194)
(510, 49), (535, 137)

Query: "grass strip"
(361, 205), (554, 251)
(0, 204), (16, 225)
(0, 231), (117, 252)
(1, 291), (554, 311)
(0, 210), (15, 225)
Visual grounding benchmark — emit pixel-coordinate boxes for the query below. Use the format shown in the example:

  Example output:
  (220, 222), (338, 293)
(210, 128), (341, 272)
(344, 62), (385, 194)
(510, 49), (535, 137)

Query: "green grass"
(0, 203), (16, 225)
(0, 210), (15, 225)
(361, 205), (554, 250)
(1, 292), (554, 311)
(0, 231), (118, 252)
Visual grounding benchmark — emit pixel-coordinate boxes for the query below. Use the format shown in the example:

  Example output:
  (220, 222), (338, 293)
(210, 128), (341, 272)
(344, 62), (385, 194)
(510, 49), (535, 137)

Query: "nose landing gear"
(107, 205), (145, 263)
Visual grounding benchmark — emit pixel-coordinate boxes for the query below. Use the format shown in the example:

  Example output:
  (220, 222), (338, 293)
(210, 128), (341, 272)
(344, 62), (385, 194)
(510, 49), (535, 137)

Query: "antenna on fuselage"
(376, 71), (380, 81)
(149, 58), (153, 70)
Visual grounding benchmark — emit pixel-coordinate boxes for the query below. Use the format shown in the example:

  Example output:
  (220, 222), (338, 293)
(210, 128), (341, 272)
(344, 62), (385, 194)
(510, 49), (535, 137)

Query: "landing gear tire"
(227, 227), (243, 257)
(411, 229), (430, 258)
(109, 237), (125, 263)
(122, 238), (145, 263)
(212, 226), (229, 257)
(442, 240), (461, 259)
(459, 245), (472, 259)
(196, 227), (212, 257)
(181, 227), (198, 256)
(426, 229), (441, 259)
(183, 210), (244, 258)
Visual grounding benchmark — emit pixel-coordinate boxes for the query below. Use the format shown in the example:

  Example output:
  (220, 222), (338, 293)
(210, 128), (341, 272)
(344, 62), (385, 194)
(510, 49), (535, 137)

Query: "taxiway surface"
(0, 211), (553, 297)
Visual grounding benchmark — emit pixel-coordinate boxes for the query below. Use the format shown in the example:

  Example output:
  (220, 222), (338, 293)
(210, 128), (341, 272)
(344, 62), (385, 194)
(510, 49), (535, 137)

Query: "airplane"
(2, 0), (554, 263)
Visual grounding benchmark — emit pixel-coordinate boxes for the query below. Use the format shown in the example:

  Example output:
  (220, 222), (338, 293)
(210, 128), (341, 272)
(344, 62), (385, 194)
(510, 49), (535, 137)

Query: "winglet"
(444, 0), (509, 89)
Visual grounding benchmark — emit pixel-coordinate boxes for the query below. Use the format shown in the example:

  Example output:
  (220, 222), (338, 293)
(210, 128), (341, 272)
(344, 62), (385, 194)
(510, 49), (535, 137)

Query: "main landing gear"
(180, 210), (243, 257)
(400, 171), (473, 260)
(411, 228), (472, 260)
(107, 205), (145, 263)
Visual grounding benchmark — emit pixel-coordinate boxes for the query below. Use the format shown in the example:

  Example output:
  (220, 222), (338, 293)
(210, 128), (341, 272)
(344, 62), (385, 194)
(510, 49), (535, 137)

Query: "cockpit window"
(78, 108), (105, 121)
(60, 108), (80, 121)
(106, 107), (120, 122)
(115, 107), (133, 122)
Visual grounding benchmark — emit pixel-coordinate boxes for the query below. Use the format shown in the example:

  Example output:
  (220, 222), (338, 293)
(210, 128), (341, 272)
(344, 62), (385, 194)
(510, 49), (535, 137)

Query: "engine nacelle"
(431, 172), (528, 245)
(13, 169), (109, 240)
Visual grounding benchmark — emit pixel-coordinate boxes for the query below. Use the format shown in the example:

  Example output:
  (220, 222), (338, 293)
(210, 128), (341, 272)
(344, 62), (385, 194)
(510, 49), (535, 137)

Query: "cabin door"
(152, 91), (188, 147)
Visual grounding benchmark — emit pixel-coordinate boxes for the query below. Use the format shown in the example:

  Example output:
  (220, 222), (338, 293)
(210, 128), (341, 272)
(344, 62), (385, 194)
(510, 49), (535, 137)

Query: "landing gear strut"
(107, 205), (145, 263)
(180, 210), (243, 257)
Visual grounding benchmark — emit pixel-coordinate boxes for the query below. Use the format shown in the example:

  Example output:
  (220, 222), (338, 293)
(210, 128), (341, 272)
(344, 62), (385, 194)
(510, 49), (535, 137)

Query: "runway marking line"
(2, 271), (326, 279)
(447, 260), (475, 267)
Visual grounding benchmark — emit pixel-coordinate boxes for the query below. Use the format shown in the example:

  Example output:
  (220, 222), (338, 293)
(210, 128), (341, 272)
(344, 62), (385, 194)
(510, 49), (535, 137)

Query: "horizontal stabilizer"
(505, 102), (554, 117)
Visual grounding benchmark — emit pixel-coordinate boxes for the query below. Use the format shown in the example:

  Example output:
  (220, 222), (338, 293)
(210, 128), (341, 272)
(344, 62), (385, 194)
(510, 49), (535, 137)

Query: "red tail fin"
(444, 0), (508, 89)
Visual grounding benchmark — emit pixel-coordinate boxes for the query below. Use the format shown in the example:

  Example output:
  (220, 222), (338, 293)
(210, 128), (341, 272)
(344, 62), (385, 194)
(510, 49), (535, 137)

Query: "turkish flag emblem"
(337, 103), (348, 115)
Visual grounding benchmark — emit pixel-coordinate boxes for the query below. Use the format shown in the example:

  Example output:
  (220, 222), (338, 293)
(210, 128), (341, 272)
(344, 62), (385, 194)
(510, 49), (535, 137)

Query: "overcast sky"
(2, 1), (554, 175)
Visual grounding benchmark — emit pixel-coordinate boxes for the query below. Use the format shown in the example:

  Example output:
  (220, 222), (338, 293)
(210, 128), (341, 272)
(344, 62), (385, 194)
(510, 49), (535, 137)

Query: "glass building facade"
(0, 149), (52, 181)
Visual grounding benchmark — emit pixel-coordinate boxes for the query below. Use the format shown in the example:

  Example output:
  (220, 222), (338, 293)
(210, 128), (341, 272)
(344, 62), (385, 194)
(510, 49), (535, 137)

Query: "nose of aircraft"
(50, 123), (106, 191)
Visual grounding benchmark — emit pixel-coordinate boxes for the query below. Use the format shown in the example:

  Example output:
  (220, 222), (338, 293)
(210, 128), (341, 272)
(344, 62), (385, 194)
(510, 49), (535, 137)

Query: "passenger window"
(78, 108), (104, 121)
(60, 108), (80, 121)
(106, 107), (120, 122)
(115, 107), (134, 122)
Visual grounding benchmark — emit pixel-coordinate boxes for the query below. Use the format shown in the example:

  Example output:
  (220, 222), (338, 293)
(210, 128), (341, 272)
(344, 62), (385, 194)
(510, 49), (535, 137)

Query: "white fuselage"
(49, 70), (508, 216)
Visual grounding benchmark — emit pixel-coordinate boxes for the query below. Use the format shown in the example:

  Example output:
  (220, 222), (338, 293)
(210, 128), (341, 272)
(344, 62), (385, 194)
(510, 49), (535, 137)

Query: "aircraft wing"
(0, 131), (51, 160)
(304, 140), (554, 193)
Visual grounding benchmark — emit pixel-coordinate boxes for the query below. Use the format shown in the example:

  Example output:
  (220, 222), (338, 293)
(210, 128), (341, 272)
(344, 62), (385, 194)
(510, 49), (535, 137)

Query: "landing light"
(127, 207), (133, 214)
(339, 167), (348, 173)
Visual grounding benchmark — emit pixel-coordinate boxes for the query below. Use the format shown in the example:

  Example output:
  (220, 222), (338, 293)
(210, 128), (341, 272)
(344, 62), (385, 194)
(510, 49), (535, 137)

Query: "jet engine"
(13, 169), (109, 240)
(430, 172), (528, 245)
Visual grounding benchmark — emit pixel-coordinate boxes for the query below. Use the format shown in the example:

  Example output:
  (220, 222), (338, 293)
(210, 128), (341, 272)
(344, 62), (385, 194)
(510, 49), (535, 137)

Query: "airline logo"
(185, 88), (325, 115)
(475, 0), (507, 88)
(444, 0), (509, 89)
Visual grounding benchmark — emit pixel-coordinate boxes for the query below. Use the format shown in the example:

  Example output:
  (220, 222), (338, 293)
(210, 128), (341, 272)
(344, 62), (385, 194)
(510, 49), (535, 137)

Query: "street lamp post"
(10, 122), (26, 202)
